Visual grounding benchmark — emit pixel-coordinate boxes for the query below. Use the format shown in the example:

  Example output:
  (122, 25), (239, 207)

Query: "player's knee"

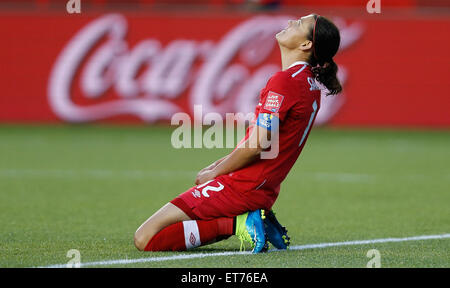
(134, 231), (150, 251)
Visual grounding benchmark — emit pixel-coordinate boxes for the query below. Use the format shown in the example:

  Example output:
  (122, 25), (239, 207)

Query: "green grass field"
(0, 125), (449, 268)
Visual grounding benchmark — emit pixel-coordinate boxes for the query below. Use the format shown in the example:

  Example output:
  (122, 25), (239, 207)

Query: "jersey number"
(193, 180), (224, 198)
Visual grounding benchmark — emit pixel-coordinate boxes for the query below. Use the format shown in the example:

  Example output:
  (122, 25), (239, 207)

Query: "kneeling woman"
(134, 14), (342, 253)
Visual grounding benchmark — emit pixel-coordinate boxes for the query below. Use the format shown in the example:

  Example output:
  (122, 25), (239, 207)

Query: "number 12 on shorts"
(194, 180), (224, 198)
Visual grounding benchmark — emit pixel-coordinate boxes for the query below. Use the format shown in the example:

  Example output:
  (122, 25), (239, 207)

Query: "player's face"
(276, 14), (315, 50)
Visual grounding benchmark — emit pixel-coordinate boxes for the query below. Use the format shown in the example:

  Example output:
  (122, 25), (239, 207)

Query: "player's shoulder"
(286, 63), (314, 82)
(287, 64), (322, 96)
(264, 63), (319, 106)
(268, 69), (294, 86)
(269, 64), (313, 87)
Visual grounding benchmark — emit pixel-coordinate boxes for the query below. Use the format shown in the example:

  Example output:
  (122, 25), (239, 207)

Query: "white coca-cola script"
(48, 14), (363, 124)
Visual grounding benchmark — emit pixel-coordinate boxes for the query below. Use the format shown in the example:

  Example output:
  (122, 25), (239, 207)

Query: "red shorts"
(171, 175), (278, 220)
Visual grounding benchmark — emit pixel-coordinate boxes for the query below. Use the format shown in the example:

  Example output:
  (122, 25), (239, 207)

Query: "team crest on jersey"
(264, 91), (284, 112)
(192, 189), (201, 198)
(308, 77), (320, 91)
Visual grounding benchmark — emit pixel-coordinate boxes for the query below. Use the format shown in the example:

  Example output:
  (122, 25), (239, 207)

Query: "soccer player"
(134, 14), (342, 253)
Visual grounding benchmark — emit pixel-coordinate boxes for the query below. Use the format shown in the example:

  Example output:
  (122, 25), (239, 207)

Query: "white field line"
(39, 233), (450, 268)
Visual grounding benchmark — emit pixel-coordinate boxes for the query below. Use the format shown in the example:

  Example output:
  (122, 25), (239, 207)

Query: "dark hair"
(308, 15), (342, 95)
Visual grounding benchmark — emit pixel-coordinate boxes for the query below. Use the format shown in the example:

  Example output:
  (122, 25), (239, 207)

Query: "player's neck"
(280, 49), (310, 71)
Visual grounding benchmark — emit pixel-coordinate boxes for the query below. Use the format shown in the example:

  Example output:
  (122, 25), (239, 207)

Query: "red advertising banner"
(0, 11), (449, 127)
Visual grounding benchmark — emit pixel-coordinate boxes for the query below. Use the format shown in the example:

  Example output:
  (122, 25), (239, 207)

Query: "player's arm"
(196, 155), (228, 176)
(195, 117), (275, 185)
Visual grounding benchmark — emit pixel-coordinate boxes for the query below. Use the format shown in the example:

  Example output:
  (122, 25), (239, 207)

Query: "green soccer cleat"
(235, 209), (268, 254)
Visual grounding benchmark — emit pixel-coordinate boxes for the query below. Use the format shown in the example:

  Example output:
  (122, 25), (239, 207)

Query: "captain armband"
(256, 113), (279, 132)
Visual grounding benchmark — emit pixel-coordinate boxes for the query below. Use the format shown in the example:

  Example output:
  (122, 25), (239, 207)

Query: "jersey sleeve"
(259, 72), (298, 122)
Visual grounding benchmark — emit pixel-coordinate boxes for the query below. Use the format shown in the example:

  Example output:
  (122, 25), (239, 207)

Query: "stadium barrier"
(0, 10), (449, 127)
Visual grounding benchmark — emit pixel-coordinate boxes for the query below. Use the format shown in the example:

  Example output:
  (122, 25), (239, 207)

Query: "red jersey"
(219, 61), (321, 198)
(172, 62), (322, 219)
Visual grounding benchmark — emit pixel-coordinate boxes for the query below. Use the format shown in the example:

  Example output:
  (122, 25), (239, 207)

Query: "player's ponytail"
(308, 15), (342, 96)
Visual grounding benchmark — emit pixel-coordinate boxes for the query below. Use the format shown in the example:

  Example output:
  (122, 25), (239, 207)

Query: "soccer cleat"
(262, 209), (290, 250)
(235, 210), (268, 254)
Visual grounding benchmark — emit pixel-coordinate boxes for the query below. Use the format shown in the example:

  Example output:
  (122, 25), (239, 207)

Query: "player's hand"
(197, 166), (210, 176)
(195, 169), (217, 185)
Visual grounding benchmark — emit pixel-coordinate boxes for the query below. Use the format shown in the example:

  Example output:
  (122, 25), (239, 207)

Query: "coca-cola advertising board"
(0, 11), (449, 127)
